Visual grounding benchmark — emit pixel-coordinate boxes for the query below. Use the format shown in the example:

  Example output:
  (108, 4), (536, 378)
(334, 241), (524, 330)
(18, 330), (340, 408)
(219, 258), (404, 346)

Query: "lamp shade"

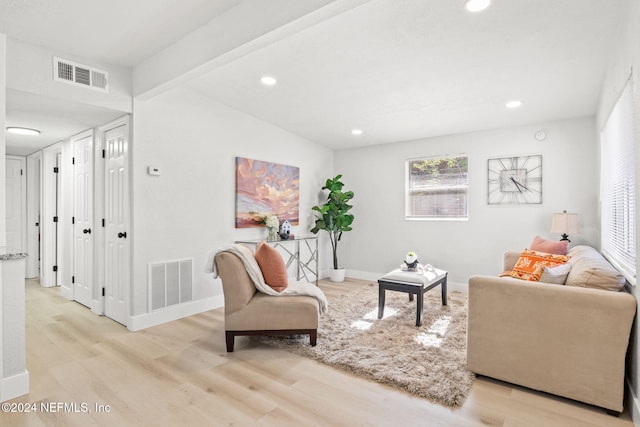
(551, 211), (580, 234)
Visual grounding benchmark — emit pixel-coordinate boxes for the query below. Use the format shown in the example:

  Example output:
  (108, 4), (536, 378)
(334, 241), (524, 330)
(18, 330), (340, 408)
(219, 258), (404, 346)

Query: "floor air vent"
(53, 56), (109, 93)
(148, 258), (194, 311)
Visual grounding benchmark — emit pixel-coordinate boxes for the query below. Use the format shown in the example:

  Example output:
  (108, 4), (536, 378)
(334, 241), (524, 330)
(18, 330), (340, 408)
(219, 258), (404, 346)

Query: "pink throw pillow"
(254, 242), (288, 292)
(529, 235), (569, 255)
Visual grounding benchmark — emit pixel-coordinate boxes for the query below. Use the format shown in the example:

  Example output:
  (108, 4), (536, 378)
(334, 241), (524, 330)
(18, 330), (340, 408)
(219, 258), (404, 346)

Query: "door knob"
(83, 228), (92, 234)
(118, 232), (127, 239)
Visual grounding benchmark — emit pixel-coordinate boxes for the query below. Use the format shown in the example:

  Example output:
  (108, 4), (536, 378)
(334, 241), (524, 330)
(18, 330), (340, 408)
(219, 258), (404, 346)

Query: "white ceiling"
(5, 89), (123, 156)
(0, 0), (629, 155)
(0, 0), (242, 67)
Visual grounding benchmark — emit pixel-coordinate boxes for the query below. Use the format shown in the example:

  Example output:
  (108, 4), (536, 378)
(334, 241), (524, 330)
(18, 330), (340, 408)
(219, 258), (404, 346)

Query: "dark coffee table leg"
(441, 274), (448, 306)
(378, 283), (385, 319)
(416, 289), (423, 327)
(408, 293), (414, 302)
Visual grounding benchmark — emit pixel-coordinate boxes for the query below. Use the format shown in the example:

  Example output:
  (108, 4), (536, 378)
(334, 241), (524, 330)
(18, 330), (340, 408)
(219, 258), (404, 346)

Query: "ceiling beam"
(132, 0), (370, 100)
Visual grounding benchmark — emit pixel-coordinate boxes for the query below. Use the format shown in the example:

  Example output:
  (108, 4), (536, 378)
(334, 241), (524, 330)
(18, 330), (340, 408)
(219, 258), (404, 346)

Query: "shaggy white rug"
(256, 282), (474, 407)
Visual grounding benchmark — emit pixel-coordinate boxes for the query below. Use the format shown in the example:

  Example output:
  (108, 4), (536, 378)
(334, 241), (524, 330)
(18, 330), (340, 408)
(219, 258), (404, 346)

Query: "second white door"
(104, 121), (129, 325)
(73, 132), (94, 308)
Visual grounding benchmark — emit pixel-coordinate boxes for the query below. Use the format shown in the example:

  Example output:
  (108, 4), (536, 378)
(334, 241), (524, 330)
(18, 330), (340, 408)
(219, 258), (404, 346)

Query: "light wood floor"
(1, 278), (634, 427)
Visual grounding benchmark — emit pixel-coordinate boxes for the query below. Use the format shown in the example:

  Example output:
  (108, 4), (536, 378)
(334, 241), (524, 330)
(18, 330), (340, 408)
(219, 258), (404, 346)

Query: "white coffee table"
(377, 267), (448, 327)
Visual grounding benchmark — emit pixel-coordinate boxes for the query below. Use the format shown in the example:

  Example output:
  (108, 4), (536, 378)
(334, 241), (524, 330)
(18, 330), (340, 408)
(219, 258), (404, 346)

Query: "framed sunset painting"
(235, 157), (300, 228)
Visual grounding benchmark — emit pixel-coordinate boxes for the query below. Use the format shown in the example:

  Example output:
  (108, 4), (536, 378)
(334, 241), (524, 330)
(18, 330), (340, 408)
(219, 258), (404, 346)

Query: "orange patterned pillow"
(510, 250), (569, 281)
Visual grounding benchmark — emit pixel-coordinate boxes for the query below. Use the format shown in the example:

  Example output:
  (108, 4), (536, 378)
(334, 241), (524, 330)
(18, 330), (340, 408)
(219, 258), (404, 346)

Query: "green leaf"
(311, 174), (354, 266)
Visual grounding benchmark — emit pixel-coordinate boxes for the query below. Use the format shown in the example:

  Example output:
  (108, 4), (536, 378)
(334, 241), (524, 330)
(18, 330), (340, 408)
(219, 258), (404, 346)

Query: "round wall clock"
(487, 155), (542, 205)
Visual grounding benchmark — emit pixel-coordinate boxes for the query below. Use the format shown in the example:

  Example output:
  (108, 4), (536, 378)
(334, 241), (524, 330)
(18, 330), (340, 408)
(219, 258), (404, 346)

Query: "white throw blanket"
(206, 244), (328, 315)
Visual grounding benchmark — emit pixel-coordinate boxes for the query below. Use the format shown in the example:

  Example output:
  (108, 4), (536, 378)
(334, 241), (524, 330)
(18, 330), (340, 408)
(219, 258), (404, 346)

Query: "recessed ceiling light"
(351, 129), (363, 135)
(505, 100), (522, 109)
(465, 0), (491, 12)
(260, 76), (277, 86)
(6, 127), (41, 136)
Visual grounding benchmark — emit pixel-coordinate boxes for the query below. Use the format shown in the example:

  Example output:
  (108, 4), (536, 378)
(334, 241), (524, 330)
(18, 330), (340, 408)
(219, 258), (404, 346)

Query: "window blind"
(601, 76), (636, 284)
(405, 155), (468, 220)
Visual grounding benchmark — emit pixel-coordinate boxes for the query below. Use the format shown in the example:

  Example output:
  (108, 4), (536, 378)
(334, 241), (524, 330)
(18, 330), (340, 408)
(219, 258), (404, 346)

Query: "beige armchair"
(214, 251), (319, 352)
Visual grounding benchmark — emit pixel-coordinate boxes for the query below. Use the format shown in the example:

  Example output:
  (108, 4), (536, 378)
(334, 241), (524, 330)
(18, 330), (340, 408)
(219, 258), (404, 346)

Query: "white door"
(104, 123), (129, 325)
(26, 153), (42, 279)
(5, 157), (25, 253)
(41, 147), (61, 287)
(73, 133), (94, 307)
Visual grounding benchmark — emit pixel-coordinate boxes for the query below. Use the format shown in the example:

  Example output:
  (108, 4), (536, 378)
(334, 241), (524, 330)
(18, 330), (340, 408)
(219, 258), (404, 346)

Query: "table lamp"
(551, 210), (580, 242)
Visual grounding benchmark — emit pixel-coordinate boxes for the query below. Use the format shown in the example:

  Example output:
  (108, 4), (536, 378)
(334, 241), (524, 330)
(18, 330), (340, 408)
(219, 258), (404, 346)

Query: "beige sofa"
(467, 245), (637, 413)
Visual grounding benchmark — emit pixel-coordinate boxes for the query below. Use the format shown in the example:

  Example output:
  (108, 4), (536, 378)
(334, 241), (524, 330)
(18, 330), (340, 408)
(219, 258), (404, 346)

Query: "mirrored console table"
(236, 236), (319, 285)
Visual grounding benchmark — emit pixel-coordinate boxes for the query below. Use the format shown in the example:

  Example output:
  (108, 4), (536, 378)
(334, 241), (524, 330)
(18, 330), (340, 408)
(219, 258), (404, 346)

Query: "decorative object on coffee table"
(404, 251), (419, 270)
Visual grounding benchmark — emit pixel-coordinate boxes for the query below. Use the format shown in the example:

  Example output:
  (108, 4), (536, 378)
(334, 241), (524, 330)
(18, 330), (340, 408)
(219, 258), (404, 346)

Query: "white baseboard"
(128, 295), (224, 332)
(0, 370), (29, 402)
(60, 286), (73, 300)
(346, 269), (468, 293)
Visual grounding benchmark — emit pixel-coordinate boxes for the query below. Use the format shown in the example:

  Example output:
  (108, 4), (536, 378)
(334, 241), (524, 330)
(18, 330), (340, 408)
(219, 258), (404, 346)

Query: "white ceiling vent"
(53, 56), (109, 93)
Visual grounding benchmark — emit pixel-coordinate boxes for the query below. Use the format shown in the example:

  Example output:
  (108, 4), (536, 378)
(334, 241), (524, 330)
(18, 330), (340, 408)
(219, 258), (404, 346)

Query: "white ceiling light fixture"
(351, 129), (363, 135)
(260, 76), (277, 86)
(465, 0), (491, 13)
(6, 127), (41, 136)
(505, 100), (523, 109)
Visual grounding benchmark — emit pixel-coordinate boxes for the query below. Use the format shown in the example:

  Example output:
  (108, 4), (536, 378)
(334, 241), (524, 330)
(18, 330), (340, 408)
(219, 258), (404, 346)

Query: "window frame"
(405, 154), (469, 221)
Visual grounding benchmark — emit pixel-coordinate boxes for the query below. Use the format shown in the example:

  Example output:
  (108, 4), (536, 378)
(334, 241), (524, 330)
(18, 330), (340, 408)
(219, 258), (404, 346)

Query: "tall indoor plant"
(310, 174), (355, 282)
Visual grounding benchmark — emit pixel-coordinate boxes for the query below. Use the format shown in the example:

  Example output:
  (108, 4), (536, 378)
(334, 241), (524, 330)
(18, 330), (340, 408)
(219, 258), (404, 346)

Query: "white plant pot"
(329, 268), (346, 283)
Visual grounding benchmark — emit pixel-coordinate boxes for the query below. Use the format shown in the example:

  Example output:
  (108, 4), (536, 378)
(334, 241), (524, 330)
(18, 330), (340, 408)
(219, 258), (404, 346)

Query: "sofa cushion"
(529, 235), (569, 255)
(539, 263), (572, 284)
(510, 250), (569, 281)
(565, 245), (625, 291)
(255, 242), (288, 292)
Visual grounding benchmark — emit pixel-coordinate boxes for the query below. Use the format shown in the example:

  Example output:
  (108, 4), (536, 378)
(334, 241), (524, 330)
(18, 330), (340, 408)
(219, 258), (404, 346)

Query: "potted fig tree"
(310, 174), (355, 282)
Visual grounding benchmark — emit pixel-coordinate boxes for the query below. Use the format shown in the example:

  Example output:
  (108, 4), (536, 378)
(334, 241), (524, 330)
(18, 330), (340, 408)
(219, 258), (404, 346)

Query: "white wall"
(334, 116), (599, 285)
(6, 38), (131, 113)
(0, 30), (6, 385)
(596, 0), (640, 422)
(0, 33), (6, 247)
(131, 88), (333, 316)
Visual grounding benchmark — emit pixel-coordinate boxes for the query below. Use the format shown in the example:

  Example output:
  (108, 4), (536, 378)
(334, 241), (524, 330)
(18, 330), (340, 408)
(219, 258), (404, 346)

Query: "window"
(601, 77), (636, 284)
(406, 154), (468, 220)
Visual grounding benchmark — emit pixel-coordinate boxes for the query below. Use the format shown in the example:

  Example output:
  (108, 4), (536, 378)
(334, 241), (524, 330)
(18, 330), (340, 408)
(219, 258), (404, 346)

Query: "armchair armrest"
(503, 251), (521, 271)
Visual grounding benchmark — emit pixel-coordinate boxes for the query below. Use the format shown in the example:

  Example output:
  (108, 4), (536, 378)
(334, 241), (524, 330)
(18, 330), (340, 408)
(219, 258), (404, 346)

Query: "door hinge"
(71, 276), (75, 284)
(72, 216), (75, 225)
(102, 288), (105, 297)
(20, 169), (23, 176)
(102, 149), (106, 158)
(72, 157), (75, 165)
(53, 167), (59, 173)
(53, 216), (58, 223)
(102, 218), (105, 227)
(53, 265), (58, 272)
